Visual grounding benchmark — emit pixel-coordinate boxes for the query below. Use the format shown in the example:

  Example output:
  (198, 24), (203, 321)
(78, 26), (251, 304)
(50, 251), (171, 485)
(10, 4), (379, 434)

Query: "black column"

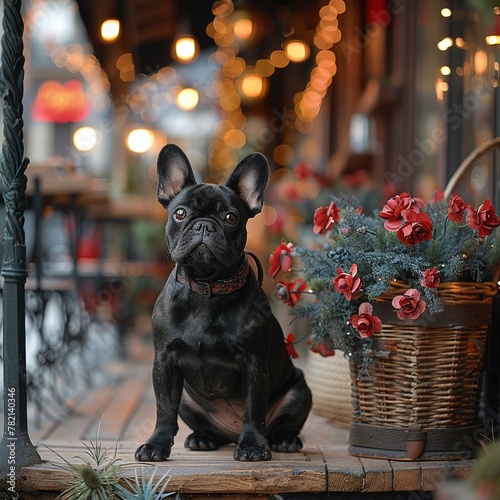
(0, 0), (42, 488)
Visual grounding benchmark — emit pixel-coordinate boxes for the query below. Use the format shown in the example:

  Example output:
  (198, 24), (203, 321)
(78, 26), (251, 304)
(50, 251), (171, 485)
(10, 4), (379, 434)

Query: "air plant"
(41, 423), (121, 500)
(114, 466), (175, 499)
(41, 421), (178, 499)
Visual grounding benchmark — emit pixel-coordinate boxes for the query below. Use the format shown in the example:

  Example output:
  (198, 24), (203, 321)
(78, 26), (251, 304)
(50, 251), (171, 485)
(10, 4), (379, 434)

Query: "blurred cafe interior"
(1, 0), (500, 377)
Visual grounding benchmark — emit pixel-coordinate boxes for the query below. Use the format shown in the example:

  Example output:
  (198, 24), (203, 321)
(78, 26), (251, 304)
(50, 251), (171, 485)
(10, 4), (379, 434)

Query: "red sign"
(32, 80), (90, 123)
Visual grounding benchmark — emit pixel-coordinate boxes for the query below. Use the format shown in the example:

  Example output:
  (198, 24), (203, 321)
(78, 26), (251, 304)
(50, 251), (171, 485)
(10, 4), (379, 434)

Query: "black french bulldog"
(135, 144), (312, 462)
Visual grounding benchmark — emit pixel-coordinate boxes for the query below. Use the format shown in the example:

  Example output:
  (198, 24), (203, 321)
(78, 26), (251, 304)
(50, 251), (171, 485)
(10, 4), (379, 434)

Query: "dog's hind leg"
(266, 371), (312, 453)
(179, 394), (238, 451)
(184, 429), (230, 451)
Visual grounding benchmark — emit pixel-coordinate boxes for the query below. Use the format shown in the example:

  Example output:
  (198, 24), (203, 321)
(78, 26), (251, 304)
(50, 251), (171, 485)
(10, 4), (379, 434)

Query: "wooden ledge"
(18, 362), (474, 497)
(21, 439), (473, 496)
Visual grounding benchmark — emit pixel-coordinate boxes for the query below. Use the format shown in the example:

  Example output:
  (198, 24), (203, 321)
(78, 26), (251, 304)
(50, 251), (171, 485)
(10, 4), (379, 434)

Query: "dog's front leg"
(135, 357), (182, 461)
(233, 356), (272, 461)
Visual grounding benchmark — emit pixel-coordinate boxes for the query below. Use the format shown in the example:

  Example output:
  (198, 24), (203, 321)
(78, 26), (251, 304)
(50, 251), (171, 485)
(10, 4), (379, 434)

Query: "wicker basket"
(307, 352), (352, 428)
(349, 281), (497, 460)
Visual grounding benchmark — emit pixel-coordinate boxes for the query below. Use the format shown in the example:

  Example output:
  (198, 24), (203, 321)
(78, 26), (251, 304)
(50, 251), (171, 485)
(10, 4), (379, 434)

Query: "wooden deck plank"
(34, 384), (118, 443)
(80, 363), (152, 441)
(419, 460), (473, 491)
(29, 363), (133, 442)
(320, 445), (365, 492)
(359, 457), (394, 492)
(390, 459), (421, 491)
(121, 381), (158, 444)
(22, 462), (327, 495)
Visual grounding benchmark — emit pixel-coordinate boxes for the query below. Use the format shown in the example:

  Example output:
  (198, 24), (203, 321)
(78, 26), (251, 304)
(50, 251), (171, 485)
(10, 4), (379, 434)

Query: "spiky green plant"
(41, 424), (122, 500)
(114, 466), (175, 499)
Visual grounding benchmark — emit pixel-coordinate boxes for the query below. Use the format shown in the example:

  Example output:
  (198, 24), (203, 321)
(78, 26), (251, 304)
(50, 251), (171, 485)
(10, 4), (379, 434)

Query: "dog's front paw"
(135, 442), (172, 462)
(270, 433), (303, 453)
(233, 435), (271, 461)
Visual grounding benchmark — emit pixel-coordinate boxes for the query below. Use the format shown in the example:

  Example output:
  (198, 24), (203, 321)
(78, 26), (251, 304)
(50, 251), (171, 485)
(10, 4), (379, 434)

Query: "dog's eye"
(225, 212), (238, 225)
(173, 208), (186, 222)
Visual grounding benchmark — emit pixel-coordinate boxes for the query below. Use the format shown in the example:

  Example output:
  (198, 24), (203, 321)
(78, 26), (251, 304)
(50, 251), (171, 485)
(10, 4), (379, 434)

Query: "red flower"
(268, 241), (294, 279)
(350, 302), (382, 338)
(285, 333), (299, 359)
(277, 279), (308, 307)
(465, 200), (500, 239)
(333, 263), (362, 301)
(379, 192), (422, 232)
(420, 267), (440, 289)
(392, 289), (426, 320)
(448, 195), (466, 223)
(283, 184), (303, 202)
(309, 339), (336, 357)
(396, 210), (433, 246)
(430, 190), (445, 203)
(313, 201), (340, 235)
(294, 161), (314, 180)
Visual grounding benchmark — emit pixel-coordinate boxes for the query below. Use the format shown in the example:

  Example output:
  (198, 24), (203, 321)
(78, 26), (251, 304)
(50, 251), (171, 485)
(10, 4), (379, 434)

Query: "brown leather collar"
(175, 259), (250, 297)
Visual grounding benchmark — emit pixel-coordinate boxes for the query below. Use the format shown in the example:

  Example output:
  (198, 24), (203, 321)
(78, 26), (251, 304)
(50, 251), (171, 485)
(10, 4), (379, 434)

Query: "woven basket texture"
(351, 281), (497, 431)
(306, 352), (352, 428)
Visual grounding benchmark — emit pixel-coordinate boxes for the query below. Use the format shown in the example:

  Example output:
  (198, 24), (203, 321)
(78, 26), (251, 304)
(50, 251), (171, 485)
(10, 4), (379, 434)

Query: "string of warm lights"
(294, 0), (344, 132)
(28, 0), (345, 161)
(206, 0), (247, 181)
(206, 0), (345, 173)
(49, 45), (112, 112)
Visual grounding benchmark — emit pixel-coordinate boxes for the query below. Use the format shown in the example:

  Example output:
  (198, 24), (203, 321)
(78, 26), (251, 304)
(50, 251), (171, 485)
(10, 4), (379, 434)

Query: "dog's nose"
(193, 219), (216, 233)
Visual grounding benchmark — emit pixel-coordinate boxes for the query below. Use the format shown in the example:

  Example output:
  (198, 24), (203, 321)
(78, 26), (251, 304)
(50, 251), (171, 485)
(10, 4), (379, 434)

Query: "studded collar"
(175, 258), (250, 297)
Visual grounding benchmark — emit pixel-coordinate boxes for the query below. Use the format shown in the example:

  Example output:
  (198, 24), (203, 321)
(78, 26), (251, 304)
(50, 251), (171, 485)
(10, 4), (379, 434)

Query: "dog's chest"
(173, 327), (238, 358)
(166, 312), (245, 397)
(176, 335), (243, 398)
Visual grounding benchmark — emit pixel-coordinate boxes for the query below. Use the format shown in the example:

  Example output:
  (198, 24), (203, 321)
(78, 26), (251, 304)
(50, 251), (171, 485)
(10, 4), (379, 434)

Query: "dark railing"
(0, 0), (42, 486)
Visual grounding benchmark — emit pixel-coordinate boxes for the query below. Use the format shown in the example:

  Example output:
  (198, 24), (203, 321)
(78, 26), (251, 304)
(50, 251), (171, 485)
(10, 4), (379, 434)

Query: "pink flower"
(285, 333), (299, 359)
(268, 241), (294, 279)
(448, 195), (466, 223)
(392, 289), (427, 320)
(420, 267), (440, 289)
(465, 200), (500, 239)
(379, 193), (423, 232)
(350, 302), (382, 338)
(277, 279), (308, 307)
(313, 201), (340, 235)
(396, 210), (433, 246)
(333, 263), (362, 301)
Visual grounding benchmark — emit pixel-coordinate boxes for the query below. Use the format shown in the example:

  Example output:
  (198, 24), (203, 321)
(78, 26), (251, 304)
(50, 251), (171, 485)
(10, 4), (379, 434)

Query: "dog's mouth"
(170, 231), (237, 267)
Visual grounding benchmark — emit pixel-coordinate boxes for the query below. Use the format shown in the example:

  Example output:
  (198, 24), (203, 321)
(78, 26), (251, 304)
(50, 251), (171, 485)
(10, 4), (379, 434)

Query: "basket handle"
(444, 136), (500, 199)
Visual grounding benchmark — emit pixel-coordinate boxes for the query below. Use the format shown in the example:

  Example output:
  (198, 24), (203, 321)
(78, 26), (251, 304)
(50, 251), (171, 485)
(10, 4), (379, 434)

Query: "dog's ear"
(226, 152), (269, 217)
(156, 144), (197, 209)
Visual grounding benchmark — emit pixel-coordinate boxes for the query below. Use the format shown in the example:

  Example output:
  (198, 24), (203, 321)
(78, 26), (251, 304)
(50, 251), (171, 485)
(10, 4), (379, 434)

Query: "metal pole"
(445, 0), (465, 182)
(0, 0), (42, 488)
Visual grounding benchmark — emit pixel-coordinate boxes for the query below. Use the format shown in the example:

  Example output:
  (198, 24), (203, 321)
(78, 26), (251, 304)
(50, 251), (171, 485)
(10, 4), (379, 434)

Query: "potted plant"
(270, 153), (500, 460)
